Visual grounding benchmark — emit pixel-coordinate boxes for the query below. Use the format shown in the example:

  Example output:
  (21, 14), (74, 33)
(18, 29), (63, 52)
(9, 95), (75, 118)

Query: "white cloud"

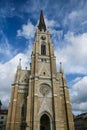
(45, 17), (59, 28)
(68, 11), (80, 20)
(0, 41), (15, 58)
(81, 20), (87, 25)
(70, 76), (87, 114)
(55, 32), (87, 74)
(0, 30), (17, 61)
(70, 77), (82, 85)
(17, 19), (35, 39)
(73, 102), (87, 111)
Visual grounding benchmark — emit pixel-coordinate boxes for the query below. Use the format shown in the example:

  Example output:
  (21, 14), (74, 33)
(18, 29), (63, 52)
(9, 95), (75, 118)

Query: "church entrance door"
(40, 114), (50, 130)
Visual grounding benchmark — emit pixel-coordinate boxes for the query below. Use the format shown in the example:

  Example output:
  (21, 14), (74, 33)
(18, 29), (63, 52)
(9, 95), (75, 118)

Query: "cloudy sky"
(0, 0), (87, 115)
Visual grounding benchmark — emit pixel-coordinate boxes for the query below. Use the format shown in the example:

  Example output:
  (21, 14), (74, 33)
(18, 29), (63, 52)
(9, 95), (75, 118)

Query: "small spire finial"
(38, 10), (46, 31)
(17, 58), (22, 70)
(0, 100), (2, 110)
(60, 62), (64, 73)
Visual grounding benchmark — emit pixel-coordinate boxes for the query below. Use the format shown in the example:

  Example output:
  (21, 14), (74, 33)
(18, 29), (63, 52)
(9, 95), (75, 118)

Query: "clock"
(41, 35), (46, 40)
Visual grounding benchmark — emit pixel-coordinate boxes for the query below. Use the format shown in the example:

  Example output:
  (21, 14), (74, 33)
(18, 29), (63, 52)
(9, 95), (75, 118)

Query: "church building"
(6, 11), (74, 130)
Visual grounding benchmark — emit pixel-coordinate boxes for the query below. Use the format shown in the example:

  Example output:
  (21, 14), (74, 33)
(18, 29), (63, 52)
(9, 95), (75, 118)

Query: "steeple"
(38, 10), (46, 31)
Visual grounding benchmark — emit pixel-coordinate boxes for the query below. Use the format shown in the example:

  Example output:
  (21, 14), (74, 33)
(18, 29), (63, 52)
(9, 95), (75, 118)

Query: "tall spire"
(38, 10), (46, 31)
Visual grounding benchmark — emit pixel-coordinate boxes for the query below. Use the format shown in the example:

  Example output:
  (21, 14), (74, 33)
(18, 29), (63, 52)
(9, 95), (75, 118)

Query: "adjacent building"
(6, 11), (74, 130)
(0, 100), (8, 130)
(74, 112), (87, 130)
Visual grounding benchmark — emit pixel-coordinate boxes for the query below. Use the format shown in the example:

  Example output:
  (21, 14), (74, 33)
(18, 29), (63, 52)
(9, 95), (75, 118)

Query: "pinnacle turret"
(0, 100), (2, 110)
(17, 58), (22, 70)
(60, 62), (64, 74)
(38, 10), (46, 31)
(14, 58), (22, 83)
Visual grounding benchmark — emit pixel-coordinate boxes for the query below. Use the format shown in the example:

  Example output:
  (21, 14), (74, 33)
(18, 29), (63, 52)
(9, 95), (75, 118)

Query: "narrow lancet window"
(41, 45), (46, 55)
(21, 104), (26, 117)
(21, 104), (26, 130)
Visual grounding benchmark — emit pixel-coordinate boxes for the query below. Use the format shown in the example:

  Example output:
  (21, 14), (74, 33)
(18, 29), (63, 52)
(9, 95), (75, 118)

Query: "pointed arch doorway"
(40, 114), (50, 130)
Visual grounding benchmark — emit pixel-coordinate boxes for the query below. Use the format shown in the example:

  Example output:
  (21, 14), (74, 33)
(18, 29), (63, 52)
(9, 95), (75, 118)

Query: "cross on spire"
(38, 10), (46, 31)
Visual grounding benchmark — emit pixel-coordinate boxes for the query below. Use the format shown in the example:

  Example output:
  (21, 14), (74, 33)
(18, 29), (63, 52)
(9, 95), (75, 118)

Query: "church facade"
(6, 11), (74, 130)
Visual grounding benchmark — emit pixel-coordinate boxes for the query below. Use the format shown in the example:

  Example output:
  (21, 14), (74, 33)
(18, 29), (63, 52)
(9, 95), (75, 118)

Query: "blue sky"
(0, 0), (87, 115)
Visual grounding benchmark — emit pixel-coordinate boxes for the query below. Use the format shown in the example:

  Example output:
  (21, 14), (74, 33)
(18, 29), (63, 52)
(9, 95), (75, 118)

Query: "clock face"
(41, 35), (46, 40)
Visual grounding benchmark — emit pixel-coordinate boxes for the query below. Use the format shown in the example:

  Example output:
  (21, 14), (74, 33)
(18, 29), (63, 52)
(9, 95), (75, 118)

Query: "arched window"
(21, 104), (26, 130)
(40, 114), (50, 130)
(41, 45), (46, 55)
(21, 104), (26, 117)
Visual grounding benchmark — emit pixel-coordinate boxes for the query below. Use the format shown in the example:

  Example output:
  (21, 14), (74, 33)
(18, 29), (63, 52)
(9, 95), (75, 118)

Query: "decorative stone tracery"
(40, 84), (51, 96)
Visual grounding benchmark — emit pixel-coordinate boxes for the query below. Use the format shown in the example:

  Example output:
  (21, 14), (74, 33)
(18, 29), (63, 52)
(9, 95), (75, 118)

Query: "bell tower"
(6, 11), (74, 130)
(26, 10), (74, 130)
